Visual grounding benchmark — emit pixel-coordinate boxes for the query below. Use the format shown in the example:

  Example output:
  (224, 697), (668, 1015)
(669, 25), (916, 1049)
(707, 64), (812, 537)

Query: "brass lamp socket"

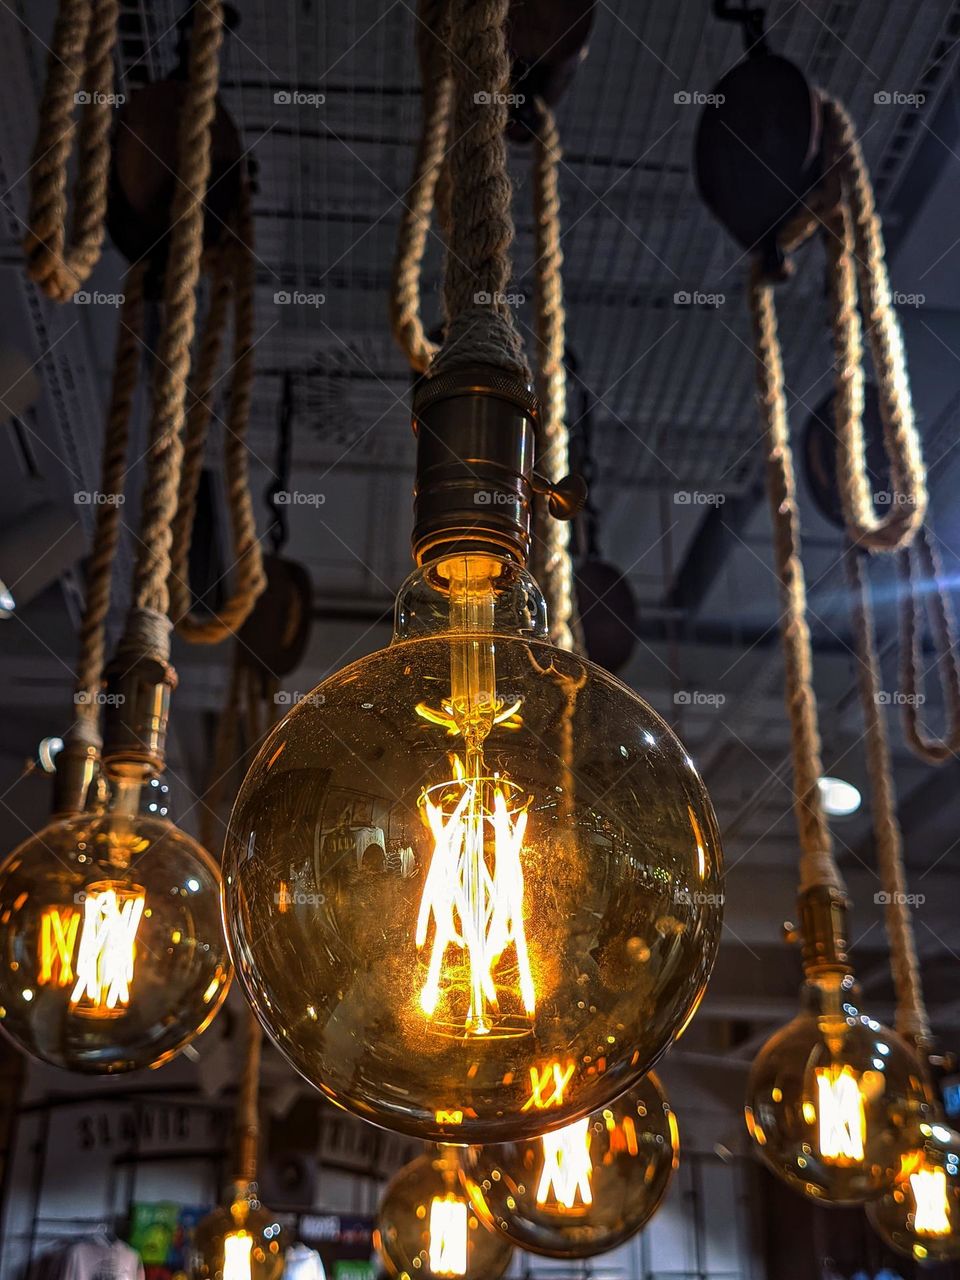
(52, 737), (101, 817)
(798, 883), (852, 979)
(101, 654), (178, 778)
(411, 364), (539, 567)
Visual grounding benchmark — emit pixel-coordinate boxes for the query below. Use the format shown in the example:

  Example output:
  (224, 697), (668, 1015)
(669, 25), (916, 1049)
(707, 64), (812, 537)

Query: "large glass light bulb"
(374, 1150), (513, 1280)
(0, 774), (231, 1071)
(193, 1183), (284, 1280)
(867, 1118), (960, 1261)
(457, 1070), (677, 1257)
(224, 554), (722, 1142)
(745, 973), (929, 1203)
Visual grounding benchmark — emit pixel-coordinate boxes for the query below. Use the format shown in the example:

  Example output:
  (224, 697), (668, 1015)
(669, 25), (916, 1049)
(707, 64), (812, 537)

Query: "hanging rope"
(895, 524), (960, 763)
(24, 0), (120, 301)
(389, 0), (452, 372)
(71, 262), (146, 734)
(749, 266), (842, 894)
(118, 0), (224, 667)
(235, 1004), (263, 1186)
(529, 99), (583, 656)
(429, 0), (528, 380)
(167, 181), (266, 643)
(845, 546), (931, 1046)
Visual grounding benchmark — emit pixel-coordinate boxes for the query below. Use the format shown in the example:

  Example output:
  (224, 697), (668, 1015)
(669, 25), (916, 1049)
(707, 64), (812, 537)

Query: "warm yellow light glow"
(537, 1117), (594, 1209)
(522, 1060), (575, 1112)
(223, 1230), (254, 1280)
(69, 883), (145, 1016)
(428, 1194), (468, 1276)
(816, 1065), (866, 1164)
(38, 906), (79, 986)
(911, 1165), (951, 1236)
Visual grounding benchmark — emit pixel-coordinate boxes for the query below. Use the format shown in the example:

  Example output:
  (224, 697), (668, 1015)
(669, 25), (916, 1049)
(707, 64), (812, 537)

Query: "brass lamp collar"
(101, 653), (178, 780)
(797, 883), (852, 979)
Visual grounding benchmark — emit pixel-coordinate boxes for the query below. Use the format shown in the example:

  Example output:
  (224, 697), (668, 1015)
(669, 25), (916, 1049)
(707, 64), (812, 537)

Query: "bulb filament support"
(537, 1117), (594, 1211)
(428, 1195), (468, 1277)
(39, 882), (145, 1017)
(815, 1064), (866, 1165)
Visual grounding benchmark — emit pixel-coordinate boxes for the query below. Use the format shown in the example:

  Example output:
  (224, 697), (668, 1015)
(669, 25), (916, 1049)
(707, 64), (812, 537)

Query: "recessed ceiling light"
(818, 775), (861, 817)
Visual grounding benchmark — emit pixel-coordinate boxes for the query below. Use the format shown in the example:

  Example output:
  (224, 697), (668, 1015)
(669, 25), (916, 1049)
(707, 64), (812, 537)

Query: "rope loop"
(24, 0), (120, 301)
(820, 97), (927, 552)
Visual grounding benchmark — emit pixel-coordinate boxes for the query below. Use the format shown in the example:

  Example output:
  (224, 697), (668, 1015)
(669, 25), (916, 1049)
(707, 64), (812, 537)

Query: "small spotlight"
(818, 775), (861, 817)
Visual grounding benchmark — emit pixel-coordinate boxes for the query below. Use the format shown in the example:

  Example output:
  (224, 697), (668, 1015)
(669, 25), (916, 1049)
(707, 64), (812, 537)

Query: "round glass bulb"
(745, 974), (930, 1204)
(457, 1070), (677, 1258)
(0, 775), (231, 1071)
(193, 1183), (285, 1280)
(374, 1150), (513, 1280)
(224, 555), (723, 1142)
(867, 1118), (960, 1262)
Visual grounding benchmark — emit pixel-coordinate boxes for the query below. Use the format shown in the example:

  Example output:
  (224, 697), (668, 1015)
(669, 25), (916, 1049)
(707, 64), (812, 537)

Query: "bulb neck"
(411, 364), (539, 567)
(798, 884), (852, 981)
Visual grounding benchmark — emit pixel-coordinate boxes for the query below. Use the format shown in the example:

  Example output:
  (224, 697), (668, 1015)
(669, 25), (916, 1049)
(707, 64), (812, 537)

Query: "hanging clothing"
(57, 1238), (145, 1280)
(283, 1243), (325, 1280)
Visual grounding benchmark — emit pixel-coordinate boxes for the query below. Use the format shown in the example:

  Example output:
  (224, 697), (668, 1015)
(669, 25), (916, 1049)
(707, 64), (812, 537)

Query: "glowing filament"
(815, 1065), (866, 1164)
(428, 1195), (468, 1277)
(223, 1231), (254, 1280)
(70, 885), (145, 1015)
(537, 1118), (594, 1210)
(416, 753), (534, 1035)
(38, 907), (80, 986)
(912, 1165), (951, 1236)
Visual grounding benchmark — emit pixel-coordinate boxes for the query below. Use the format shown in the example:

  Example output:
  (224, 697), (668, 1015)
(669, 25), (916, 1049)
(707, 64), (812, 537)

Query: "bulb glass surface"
(193, 1185), (284, 1280)
(745, 975), (929, 1204)
(374, 1151), (512, 1280)
(224, 556), (723, 1142)
(868, 1120), (960, 1261)
(0, 778), (231, 1071)
(457, 1071), (677, 1257)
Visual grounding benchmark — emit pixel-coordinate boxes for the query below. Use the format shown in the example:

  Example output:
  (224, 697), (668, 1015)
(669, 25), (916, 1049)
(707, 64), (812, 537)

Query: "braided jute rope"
(235, 1004), (263, 1186)
(168, 182), (266, 643)
(895, 523), (960, 763)
(530, 99), (583, 656)
(820, 97), (927, 552)
(845, 546), (931, 1045)
(120, 0), (224, 666)
(430, 0), (529, 380)
(72, 263), (146, 735)
(749, 266), (843, 894)
(389, 0), (452, 372)
(24, 0), (119, 301)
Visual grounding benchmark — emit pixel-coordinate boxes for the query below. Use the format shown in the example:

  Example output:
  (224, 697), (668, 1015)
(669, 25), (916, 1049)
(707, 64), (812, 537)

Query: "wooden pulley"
(505, 0), (595, 141)
(237, 554), (312, 679)
(694, 52), (822, 277)
(106, 4), (243, 286)
(802, 384), (889, 529)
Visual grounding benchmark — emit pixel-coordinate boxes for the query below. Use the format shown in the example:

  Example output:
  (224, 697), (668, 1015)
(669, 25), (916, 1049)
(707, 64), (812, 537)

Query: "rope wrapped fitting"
(101, 610), (177, 778)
